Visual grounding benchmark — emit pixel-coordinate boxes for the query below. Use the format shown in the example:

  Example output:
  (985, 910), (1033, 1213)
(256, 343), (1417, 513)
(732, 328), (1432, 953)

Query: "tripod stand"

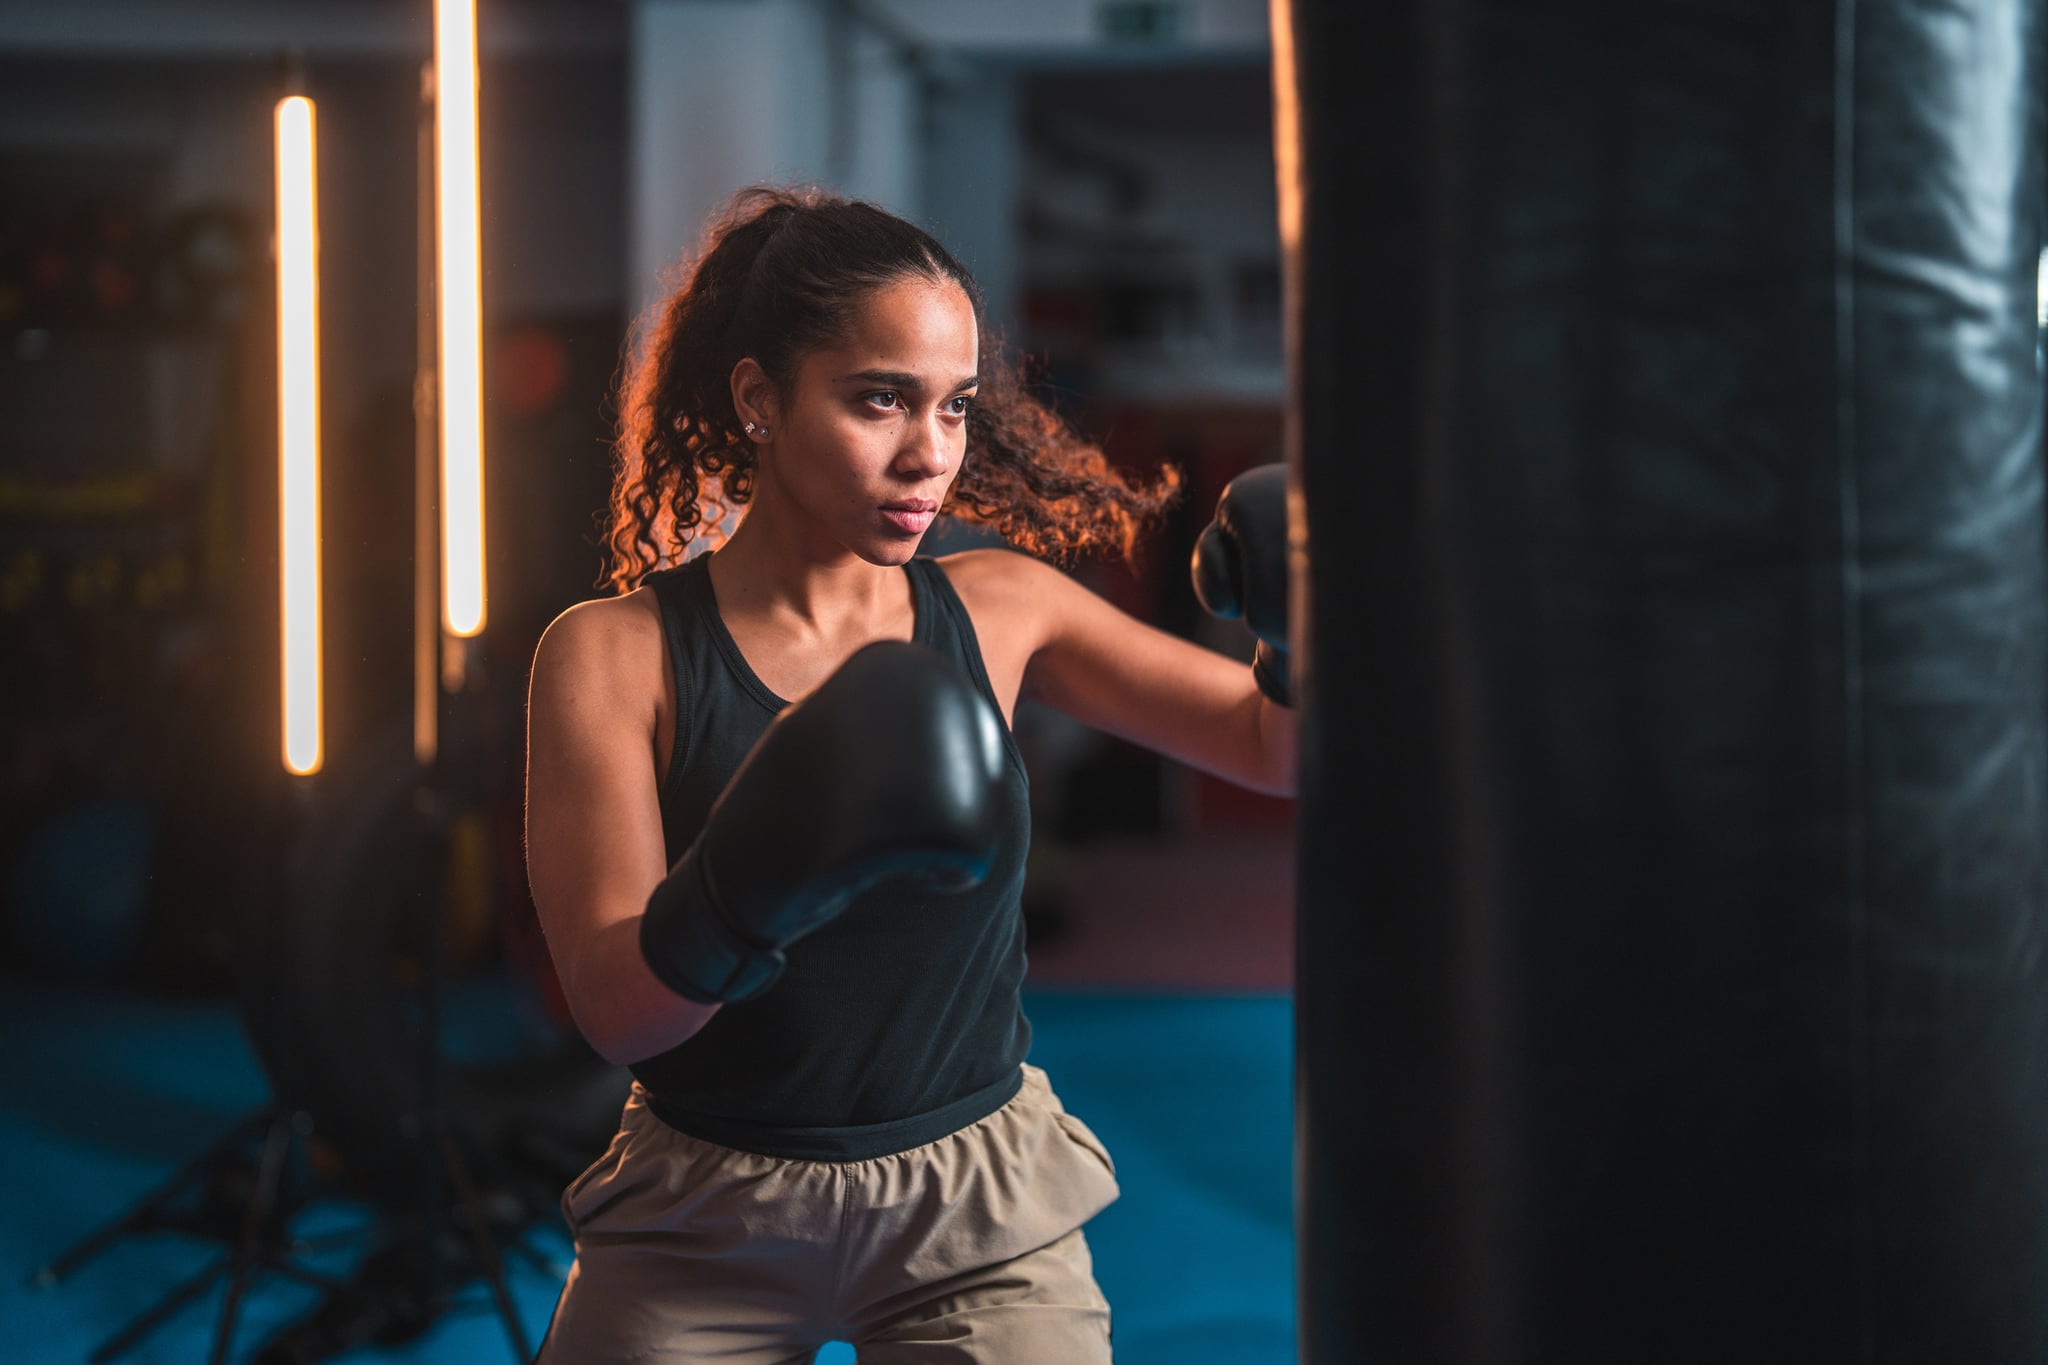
(24, 741), (575, 1365)
(227, 721), (564, 1365)
(27, 1107), (356, 1365)
(256, 768), (542, 1365)
(22, 768), (363, 1365)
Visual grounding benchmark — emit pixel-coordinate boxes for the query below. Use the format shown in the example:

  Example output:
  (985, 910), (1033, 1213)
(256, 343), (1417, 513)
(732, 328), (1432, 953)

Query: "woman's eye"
(862, 390), (902, 412)
(946, 394), (974, 416)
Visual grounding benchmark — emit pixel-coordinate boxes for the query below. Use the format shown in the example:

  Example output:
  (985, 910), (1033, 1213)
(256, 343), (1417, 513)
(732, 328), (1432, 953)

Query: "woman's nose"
(897, 416), (952, 476)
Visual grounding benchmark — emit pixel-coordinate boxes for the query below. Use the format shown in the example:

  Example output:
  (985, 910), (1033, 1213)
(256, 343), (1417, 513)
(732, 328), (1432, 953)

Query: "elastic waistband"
(642, 1066), (1027, 1162)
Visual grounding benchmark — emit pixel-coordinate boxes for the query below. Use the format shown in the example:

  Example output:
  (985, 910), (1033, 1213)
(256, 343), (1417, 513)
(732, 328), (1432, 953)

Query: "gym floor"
(0, 833), (1296, 1365)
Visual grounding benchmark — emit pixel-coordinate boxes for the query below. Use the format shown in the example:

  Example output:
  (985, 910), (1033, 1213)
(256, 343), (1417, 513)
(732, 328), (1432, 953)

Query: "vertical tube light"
(2036, 245), (2046, 328)
(275, 94), (323, 775)
(435, 0), (486, 638)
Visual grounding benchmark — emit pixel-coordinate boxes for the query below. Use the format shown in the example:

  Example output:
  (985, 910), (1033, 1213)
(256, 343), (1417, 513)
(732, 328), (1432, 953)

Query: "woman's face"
(763, 275), (979, 566)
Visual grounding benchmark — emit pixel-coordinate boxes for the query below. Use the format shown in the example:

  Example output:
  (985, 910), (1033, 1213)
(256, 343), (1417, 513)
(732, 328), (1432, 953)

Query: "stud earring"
(744, 421), (759, 436)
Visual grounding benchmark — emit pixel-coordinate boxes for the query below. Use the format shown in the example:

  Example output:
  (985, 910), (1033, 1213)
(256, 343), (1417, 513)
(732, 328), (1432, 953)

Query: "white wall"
(627, 0), (923, 323)
(922, 71), (1021, 329)
(843, 19), (919, 213)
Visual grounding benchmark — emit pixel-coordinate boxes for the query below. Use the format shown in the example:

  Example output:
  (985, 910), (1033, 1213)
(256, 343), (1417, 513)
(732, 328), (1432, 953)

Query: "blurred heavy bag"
(237, 716), (629, 1206)
(1277, 1), (2047, 1361)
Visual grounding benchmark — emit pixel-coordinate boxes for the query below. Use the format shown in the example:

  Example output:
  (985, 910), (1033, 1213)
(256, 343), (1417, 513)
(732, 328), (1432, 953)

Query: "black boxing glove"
(639, 640), (1007, 1004)
(1191, 462), (1293, 706)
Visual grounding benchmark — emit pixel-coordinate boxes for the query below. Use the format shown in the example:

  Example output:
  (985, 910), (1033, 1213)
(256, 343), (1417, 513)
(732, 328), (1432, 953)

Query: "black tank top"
(627, 552), (1033, 1160)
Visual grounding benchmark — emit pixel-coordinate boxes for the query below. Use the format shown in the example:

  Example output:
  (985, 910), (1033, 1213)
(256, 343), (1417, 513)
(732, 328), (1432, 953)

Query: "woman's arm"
(525, 598), (722, 1065)
(950, 549), (1297, 797)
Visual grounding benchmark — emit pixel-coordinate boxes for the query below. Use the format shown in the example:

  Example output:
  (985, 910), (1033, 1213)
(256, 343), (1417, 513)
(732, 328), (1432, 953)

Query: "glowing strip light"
(2037, 245), (2046, 329)
(436, 0), (487, 637)
(1268, 0), (1301, 258)
(275, 95), (324, 776)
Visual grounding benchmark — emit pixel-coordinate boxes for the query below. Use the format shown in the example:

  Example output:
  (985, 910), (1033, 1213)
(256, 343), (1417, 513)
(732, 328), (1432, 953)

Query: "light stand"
(256, 46), (530, 1361)
(23, 66), (360, 1365)
(29, 28), (552, 1359)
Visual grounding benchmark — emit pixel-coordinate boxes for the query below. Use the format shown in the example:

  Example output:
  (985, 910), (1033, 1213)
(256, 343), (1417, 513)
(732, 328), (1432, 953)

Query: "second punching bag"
(1280, 0), (2048, 1361)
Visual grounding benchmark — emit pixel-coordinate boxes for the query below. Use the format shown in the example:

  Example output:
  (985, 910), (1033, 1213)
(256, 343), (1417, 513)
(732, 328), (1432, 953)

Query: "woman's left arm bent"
(945, 549), (1297, 798)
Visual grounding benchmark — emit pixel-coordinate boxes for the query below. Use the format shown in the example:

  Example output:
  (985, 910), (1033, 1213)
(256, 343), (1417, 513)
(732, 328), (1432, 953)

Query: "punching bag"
(1278, 0), (2047, 1361)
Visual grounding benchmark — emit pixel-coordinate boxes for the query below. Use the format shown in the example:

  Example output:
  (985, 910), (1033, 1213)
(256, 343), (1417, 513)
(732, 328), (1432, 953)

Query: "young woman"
(525, 185), (1295, 1363)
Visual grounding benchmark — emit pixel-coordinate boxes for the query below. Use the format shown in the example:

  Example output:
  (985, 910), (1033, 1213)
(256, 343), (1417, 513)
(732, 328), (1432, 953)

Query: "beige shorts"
(537, 1063), (1123, 1364)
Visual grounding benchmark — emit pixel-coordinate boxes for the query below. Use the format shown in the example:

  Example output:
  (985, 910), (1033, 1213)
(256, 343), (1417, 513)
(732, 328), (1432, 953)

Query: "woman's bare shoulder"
(531, 587), (665, 700)
(933, 545), (1067, 599)
(937, 545), (1094, 619)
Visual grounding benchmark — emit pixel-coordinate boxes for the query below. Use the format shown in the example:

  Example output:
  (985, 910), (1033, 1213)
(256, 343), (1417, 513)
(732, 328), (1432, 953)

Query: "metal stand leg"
(29, 1112), (271, 1291)
(208, 1110), (298, 1365)
(31, 1106), (347, 1365)
(441, 1131), (531, 1361)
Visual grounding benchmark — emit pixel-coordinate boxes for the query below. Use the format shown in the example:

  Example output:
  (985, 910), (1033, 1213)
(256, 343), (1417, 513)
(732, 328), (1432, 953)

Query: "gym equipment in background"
(27, 31), (620, 1358)
(28, 700), (624, 1364)
(229, 704), (625, 1364)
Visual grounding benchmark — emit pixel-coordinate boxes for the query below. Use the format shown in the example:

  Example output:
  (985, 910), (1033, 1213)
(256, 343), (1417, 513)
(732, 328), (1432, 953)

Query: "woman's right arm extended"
(525, 598), (721, 1066)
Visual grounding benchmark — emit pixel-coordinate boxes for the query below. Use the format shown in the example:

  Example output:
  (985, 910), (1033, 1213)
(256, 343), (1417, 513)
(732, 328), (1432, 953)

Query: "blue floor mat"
(1024, 990), (1296, 1364)
(0, 982), (1293, 1364)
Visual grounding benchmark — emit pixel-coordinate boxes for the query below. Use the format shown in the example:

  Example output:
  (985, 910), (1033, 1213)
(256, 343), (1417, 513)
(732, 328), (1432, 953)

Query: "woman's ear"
(730, 358), (778, 439)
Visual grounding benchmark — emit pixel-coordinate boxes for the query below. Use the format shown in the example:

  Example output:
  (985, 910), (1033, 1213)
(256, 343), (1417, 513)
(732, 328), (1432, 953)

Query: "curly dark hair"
(601, 185), (1180, 593)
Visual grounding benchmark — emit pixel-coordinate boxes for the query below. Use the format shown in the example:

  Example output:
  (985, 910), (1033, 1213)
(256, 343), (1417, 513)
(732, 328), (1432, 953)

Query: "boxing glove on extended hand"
(640, 640), (1008, 1004)
(1191, 463), (1293, 706)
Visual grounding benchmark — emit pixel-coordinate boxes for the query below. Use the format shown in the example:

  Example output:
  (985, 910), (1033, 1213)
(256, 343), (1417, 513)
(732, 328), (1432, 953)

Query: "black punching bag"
(1279, 0), (2047, 1361)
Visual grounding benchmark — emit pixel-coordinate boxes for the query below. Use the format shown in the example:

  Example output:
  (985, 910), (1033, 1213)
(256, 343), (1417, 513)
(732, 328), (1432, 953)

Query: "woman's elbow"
(572, 994), (719, 1068)
(574, 1008), (654, 1069)
(558, 983), (642, 1067)
(562, 933), (723, 1066)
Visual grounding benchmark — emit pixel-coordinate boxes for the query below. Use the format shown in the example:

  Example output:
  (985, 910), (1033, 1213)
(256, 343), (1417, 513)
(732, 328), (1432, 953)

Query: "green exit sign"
(1097, 1), (1184, 43)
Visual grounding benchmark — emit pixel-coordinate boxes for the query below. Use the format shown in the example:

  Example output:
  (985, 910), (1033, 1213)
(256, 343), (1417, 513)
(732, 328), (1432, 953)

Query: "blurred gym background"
(0, 1), (1293, 1361)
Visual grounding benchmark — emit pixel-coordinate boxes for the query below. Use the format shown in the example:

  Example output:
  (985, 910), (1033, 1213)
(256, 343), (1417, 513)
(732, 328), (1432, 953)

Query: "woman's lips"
(881, 502), (937, 535)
